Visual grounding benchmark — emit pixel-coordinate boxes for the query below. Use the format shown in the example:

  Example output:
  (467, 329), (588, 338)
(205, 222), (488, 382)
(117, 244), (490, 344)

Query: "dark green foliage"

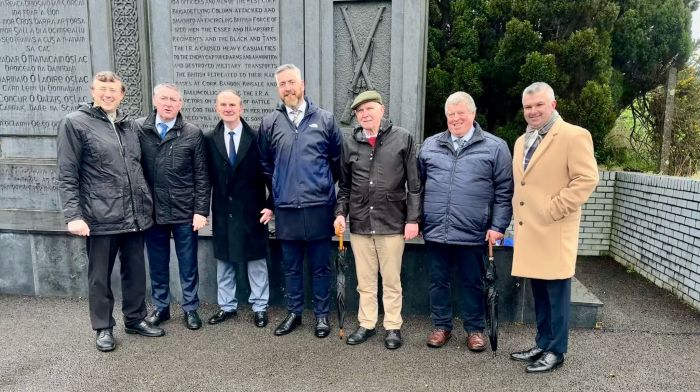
(645, 67), (700, 175)
(425, 0), (696, 163)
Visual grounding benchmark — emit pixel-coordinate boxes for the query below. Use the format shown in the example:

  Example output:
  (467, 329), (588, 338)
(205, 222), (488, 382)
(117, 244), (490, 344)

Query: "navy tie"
(228, 131), (237, 165)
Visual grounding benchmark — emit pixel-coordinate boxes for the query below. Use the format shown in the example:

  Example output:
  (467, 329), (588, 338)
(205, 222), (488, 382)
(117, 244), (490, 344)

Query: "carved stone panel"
(111, 0), (146, 117)
(0, 162), (60, 210)
(169, 0), (280, 127)
(0, 0), (92, 136)
(333, 1), (392, 127)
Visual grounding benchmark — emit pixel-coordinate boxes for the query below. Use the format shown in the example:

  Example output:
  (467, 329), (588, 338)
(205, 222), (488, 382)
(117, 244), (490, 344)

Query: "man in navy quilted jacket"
(419, 91), (513, 352)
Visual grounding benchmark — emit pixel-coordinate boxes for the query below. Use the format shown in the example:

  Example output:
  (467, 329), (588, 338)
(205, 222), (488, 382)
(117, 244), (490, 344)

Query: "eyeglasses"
(93, 87), (121, 94)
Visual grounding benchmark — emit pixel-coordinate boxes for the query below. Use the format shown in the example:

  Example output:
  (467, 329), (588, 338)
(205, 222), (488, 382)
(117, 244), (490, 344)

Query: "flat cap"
(351, 90), (383, 110)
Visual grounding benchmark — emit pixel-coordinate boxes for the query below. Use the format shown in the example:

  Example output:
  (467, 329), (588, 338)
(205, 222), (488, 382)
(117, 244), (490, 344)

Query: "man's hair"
(444, 91), (476, 114)
(91, 71), (125, 93)
(215, 89), (242, 104)
(522, 82), (555, 101)
(153, 83), (182, 99)
(275, 64), (302, 82)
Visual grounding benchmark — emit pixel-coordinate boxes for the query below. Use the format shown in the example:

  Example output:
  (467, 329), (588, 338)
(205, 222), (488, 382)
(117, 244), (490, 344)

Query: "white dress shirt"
(285, 99), (307, 126)
(224, 122), (243, 154)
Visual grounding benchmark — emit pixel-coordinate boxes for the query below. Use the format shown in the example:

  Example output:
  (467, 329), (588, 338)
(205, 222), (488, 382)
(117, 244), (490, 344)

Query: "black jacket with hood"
(57, 103), (154, 235)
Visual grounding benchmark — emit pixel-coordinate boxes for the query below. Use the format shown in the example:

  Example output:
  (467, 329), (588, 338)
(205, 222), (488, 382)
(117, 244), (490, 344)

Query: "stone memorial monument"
(0, 0), (429, 303)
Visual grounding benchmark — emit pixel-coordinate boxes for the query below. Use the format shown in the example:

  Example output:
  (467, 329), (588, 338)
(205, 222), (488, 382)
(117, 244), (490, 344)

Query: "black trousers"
(86, 232), (148, 330)
(531, 278), (571, 355)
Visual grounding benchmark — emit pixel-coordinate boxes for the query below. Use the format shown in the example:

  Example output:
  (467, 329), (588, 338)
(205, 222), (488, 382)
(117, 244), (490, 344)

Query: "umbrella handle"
(488, 239), (494, 260)
(335, 225), (344, 251)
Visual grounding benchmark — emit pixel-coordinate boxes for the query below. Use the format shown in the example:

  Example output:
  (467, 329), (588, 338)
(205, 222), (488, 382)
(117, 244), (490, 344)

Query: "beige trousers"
(350, 233), (405, 330)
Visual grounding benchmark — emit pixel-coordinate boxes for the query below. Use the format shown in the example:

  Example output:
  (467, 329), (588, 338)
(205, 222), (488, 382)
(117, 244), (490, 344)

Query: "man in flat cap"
(334, 90), (421, 349)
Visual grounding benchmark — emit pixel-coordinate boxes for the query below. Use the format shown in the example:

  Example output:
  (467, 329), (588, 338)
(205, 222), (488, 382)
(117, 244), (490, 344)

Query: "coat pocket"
(386, 191), (407, 202)
(86, 187), (125, 224)
(386, 191), (408, 220)
(169, 186), (193, 218)
(542, 194), (557, 225)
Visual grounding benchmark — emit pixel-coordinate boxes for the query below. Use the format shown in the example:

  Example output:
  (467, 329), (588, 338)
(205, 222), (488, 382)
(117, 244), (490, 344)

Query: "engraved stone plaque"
(0, 162), (60, 210)
(0, 0), (92, 136)
(170, 0), (280, 127)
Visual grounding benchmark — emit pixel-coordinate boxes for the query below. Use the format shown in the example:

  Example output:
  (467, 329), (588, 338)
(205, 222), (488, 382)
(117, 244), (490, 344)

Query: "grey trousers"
(216, 258), (269, 312)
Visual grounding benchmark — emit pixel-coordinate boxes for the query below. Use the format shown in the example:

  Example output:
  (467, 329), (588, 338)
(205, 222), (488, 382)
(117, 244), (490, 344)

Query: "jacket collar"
(436, 121), (485, 152)
(275, 96), (318, 118)
(520, 118), (562, 176)
(78, 102), (129, 124)
(352, 118), (392, 143)
(143, 109), (184, 131)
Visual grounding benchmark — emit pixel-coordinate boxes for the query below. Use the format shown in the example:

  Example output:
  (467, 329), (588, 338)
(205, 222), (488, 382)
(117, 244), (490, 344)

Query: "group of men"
(57, 64), (598, 374)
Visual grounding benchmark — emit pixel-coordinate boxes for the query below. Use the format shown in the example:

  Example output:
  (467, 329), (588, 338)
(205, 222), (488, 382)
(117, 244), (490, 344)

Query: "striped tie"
(523, 132), (543, 170)
(290, 110), (301, 127)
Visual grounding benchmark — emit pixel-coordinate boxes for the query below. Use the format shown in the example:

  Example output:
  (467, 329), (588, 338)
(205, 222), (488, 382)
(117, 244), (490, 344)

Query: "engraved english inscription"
(171, 0), (280, 126)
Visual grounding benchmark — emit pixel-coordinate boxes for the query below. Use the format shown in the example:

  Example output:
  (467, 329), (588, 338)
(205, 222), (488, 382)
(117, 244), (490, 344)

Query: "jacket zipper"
(283, 110), (302, 208)
(110, 120), (140, 231)
(446, 144), (459, 239)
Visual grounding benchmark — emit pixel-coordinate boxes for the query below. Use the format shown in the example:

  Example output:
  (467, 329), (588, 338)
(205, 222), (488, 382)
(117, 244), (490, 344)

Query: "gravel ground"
(1, 256), (699, 392)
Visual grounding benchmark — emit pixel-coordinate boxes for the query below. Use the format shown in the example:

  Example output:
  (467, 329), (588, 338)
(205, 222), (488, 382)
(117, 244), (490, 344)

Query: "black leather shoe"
(526, 352), (565, 373)
(145, 308), (170, 326)
(274, 313), (301, 336)
(185, 310), (202, 330)
(124, 320), (165, 337)
(254, 311), (268, 328)
(95, 328), (115, 352)
(315, 316), (330, 338)
(346, 326), (376, 345)
(384, 329), (402, 349)
(510, 346), (544, 363)
(208, 309), (237, 325)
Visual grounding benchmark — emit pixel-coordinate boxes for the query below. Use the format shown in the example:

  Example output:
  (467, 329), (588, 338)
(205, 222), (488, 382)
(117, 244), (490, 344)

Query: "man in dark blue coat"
(419, 91), (513, 352)
(258, 64), (343, 338)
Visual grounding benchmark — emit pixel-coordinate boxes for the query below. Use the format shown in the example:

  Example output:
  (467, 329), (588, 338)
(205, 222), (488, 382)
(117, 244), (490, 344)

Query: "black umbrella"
(335, 226), (348, 339)
(484, 240), (499, 356)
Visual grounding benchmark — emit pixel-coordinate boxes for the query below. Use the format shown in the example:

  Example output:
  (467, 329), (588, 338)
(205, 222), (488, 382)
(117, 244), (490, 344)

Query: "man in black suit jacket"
(203, 90), (273, 327)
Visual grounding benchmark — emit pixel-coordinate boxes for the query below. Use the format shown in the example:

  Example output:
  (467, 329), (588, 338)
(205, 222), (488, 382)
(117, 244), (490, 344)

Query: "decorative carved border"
(111, 0), (143, 116)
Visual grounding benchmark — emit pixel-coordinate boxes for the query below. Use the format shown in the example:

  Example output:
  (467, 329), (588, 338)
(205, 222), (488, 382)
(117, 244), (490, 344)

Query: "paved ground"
(1, 256), (699, 392)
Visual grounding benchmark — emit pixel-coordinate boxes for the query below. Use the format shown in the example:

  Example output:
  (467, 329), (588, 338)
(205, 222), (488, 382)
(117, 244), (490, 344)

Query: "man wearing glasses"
(57, 71), (165, 352)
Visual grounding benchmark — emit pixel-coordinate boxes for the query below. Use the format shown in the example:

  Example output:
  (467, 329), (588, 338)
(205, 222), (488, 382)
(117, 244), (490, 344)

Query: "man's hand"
(67, 219), (90, 236)
(334, 215), (346, 234)
(260, 208), (273, 224)
(192, 214), (208, 231)
(404, 223), (419, 240)
(485, 229), (504, 245)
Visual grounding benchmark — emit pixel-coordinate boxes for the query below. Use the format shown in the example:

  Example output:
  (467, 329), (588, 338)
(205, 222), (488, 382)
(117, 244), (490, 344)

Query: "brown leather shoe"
(426, 328), (452, 348)
(467, 331), (487, 352)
